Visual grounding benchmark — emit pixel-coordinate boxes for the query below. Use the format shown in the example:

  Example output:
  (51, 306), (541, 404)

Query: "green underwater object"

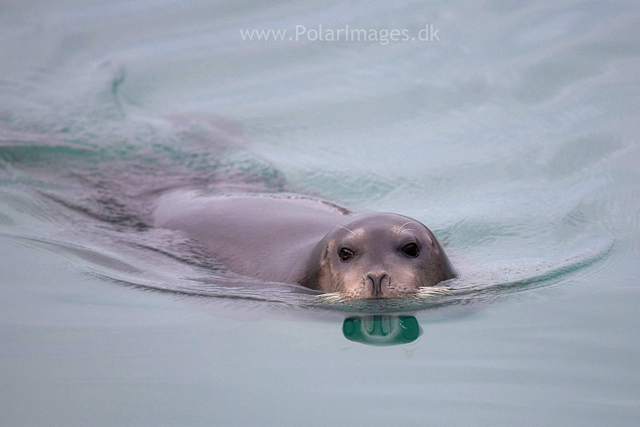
(342, 315), (422, 346)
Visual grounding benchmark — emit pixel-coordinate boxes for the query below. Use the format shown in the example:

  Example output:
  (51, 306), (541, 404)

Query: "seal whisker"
(336, 225), (358, 236)
(315, 292), (346, 303)
(416, 286), (451, 299)
(397, 222), (412, 234)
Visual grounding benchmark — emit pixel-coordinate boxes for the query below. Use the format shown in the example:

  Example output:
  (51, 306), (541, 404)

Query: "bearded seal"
(153, 190), (455, 299)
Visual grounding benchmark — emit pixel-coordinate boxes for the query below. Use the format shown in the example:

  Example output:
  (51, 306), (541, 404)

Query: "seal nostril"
(367, 273), (388, 283)
(366, 271), (389, 297)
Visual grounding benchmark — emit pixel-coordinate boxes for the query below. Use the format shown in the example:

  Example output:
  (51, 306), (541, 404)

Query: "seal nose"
(366, 271), (389, 297)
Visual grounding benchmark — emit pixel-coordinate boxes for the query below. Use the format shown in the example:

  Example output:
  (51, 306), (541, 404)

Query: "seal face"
(306, 213), (455, 298)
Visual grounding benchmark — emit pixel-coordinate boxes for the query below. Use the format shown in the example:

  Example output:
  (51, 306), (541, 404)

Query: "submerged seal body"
(153, 191), (455, 299)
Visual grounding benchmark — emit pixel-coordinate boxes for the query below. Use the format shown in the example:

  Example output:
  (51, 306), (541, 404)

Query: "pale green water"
(1, 0), (640, 425)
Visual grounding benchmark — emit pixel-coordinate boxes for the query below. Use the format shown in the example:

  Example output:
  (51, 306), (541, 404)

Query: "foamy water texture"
(1, 1), (640, 426)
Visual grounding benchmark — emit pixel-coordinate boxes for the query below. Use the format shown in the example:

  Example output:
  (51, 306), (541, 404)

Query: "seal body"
(153, 191), (455, 299)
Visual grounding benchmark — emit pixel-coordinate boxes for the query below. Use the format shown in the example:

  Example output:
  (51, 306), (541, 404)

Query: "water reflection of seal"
(343, 316), (422, 346)
(153, 191), (455, 299)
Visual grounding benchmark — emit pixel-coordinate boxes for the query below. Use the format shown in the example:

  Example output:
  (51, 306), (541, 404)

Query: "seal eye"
(402, 243), (420, 258)
(339, 248), (354, 262)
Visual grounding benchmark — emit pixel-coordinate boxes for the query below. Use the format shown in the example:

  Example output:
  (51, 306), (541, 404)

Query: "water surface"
(1, 0), (640, 425)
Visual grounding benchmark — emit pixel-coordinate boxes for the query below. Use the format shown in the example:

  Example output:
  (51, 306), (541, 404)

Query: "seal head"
(306, 213), (455, 299)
